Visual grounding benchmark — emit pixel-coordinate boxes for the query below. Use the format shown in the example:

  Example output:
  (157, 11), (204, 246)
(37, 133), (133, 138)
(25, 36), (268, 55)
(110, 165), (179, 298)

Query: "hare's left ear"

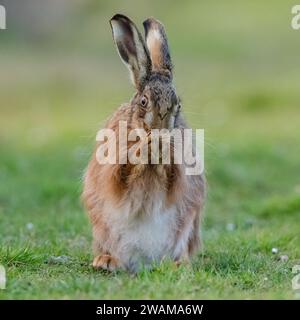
(143, 18), (173, 77)
(110, 14), (151, 91)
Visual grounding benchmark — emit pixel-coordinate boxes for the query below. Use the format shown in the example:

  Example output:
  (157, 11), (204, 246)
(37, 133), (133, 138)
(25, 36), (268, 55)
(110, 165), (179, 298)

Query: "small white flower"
(26, 223), (34, 231)
(272, 247), (279, 254)
(226, 223), (236, 232)
(279, 255), (289, 262)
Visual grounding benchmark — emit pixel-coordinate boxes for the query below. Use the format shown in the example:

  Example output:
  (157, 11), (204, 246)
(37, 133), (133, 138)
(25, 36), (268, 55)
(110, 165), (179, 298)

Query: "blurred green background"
(0, 0), (299, 299)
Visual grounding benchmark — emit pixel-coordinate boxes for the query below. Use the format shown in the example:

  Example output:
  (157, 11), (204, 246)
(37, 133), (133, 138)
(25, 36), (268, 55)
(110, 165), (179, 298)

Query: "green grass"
(0, 140), (299, 299)
(0, 0), (300, 299)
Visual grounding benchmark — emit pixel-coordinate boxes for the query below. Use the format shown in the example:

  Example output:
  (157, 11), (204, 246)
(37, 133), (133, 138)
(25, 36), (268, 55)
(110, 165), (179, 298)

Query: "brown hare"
(82, 14), (205, 272)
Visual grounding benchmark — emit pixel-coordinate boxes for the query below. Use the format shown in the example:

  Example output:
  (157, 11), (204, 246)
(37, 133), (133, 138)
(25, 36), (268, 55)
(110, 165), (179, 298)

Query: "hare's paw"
(174, 258), (190, 267)
(92, 254), (120, 272)
(174, 251), (190, 267)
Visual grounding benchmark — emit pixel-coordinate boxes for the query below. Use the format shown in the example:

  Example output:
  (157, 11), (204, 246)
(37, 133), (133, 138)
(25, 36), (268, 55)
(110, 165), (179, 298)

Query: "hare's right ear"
(110, 14), (151, 92)
(143, 18), (173, 77)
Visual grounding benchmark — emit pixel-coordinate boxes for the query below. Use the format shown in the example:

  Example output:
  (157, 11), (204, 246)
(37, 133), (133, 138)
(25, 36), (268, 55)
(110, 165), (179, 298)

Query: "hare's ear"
(143, 18), (173, 77)
(110, 14), (151, 91)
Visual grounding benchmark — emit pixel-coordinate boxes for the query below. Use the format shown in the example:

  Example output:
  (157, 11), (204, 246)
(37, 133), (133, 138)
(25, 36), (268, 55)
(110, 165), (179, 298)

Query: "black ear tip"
(143, 17), (155, 28)
(143, 17), (163, 27)
(143, 20), (150, 36)
(143, 18), (159, 37)
(110, 14), (131, 23)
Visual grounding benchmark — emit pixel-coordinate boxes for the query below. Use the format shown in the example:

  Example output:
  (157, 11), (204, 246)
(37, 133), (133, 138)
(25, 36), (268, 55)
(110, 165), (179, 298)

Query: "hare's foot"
(175, 258), (190, 267)
(92, 254), (120, 271)
(174, 250), (190, 267)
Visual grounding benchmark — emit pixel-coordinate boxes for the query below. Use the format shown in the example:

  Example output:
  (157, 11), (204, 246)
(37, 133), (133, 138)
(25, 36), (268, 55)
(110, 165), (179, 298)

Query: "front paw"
(92, 254), (120, 272)
(174, 252), (190, 267)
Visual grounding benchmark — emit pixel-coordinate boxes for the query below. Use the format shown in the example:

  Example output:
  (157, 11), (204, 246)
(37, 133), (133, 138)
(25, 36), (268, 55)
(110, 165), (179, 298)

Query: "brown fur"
(82, 15), (206, 272)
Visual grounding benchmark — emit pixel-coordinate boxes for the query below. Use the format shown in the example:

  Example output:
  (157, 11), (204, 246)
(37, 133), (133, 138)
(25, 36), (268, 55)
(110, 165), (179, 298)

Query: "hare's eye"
(140, 96), (148, 108)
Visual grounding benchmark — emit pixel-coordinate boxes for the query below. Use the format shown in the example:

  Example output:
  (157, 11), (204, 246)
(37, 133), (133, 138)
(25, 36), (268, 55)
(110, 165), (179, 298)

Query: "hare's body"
(85, 166), (197, 270)
(82, 15), (205, 272)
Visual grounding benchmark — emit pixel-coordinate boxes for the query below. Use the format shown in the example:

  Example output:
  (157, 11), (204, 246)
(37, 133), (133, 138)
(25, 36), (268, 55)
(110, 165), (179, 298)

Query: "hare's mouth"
(158, 112), (168, 121)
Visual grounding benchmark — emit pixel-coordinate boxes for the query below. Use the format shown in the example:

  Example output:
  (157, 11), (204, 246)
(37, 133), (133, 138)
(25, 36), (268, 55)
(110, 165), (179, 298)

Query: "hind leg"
(174, 249), (190, 267)
(173, 209), (201, 266)
(92, 254), (120, 271)
(92, 238), (122, 271)
(188, 212), (201, 256)
(91, 220), (121, 271)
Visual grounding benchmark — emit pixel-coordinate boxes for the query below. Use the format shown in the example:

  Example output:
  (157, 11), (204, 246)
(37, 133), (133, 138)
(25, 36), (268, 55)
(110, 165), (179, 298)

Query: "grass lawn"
(0, 1), (300, 299)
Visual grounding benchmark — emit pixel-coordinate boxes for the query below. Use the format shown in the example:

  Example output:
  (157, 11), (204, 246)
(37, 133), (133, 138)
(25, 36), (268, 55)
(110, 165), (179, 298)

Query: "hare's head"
(110, 14), (181, 130)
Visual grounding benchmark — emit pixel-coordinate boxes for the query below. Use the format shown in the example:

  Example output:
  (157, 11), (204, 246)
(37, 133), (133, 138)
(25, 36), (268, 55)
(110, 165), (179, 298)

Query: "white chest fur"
(103, 191), (178, 270)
